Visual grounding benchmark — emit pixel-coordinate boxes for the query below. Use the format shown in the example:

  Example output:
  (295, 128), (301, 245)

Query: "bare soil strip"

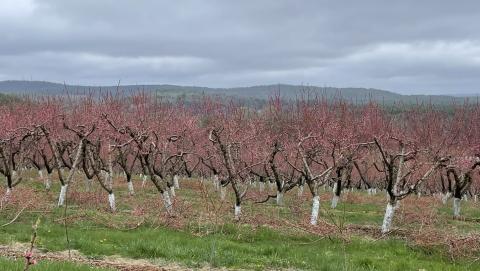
(0, 243), (173, 271)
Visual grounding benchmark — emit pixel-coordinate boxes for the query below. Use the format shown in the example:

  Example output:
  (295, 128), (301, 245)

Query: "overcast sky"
(1, 1), (480, 94)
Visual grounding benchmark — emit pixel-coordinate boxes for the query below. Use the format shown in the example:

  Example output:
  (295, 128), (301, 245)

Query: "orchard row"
(0, 94), (479, 233)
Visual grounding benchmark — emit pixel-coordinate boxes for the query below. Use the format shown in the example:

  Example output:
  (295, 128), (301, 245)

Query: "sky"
(1, 0), (480, 95)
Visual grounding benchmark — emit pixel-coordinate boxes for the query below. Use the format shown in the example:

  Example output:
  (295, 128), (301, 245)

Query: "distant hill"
(0, 80), (476, 105)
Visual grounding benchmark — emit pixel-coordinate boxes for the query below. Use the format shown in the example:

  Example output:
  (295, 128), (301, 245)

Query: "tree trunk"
(331, 181), (341, 209)
(45, 173), (52, 191)
(220, 185), (226, 200)
(331, 195), (340, 208)
(39, 170), (50, 190)
(85, 177), (93, 192)
(2, 187), (12, 202)
(453, 197), (461, 218)
(234, 204), (241, 221)
(442, 192), (452, 204)
(108, 192), (116, 212)
(169, 185), (176, 198)
(381, 200), (398, 233)
(127, 181), (135, 195)
(213, 174), (219, 190)
(310, 195), (320, 225)
(276, 191), (284, 205)
(173, 175), (180, 189)
(58, 184), (68, 206)
(298, 185), (304, 197)
(162, 191), (173, 213)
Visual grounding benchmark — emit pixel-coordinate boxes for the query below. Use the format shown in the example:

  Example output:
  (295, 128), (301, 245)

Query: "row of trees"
(0, 94), (479, 233)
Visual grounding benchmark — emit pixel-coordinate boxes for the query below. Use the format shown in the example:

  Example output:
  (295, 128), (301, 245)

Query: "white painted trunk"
(213, 174), (219, 190)
(220, 185), (226, 200)
(276, 191), (284, 205)
(331, 195), (339, 209)
(127, 181), (135, 195)
(45, 174), (52, 191)
(474, 195), (478, 202)
(381, 201), (398, 233)
(162, 191), (173, 213)
(173, 175), (180, 189)
(268, 181), (273, 191)
(373, 188), (377, 195)
(142, 175), (147, 188)
(417, 192), (421, 198)
(310, 195), (320, 225)
(259, 182), (265, 192)
(332, 182), (338, 194)
(38, 170), (43, 180)
(462, 194), (468, 202)
(4, 187), (12, 200)
(170, 186), (176, 197)
(297, 185), (304, 197)
(453, 197), (461, 217)
(85, 178), (92, 192)
(442, 192), (452, 205)
(108, 193), (116, 212)
(58, 184), (68, 206)
(367, 188), (372, 195)
(234, 204), (241, 221)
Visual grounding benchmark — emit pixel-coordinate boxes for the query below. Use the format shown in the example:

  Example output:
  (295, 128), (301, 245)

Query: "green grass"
(2, 176), (480, 270)
(1, 216), (479, 270)
(0, 257), (113, 271)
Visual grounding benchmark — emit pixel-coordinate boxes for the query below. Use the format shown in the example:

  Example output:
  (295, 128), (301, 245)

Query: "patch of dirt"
(0, 243), (219, 271)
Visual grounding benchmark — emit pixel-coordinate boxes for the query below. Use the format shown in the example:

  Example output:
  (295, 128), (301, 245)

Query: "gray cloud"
(1, 0), (480, 94)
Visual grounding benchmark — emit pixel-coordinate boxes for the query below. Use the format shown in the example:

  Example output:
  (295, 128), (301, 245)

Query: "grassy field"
(0, 174), (479, 270)
(0, 257), (114, 271)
